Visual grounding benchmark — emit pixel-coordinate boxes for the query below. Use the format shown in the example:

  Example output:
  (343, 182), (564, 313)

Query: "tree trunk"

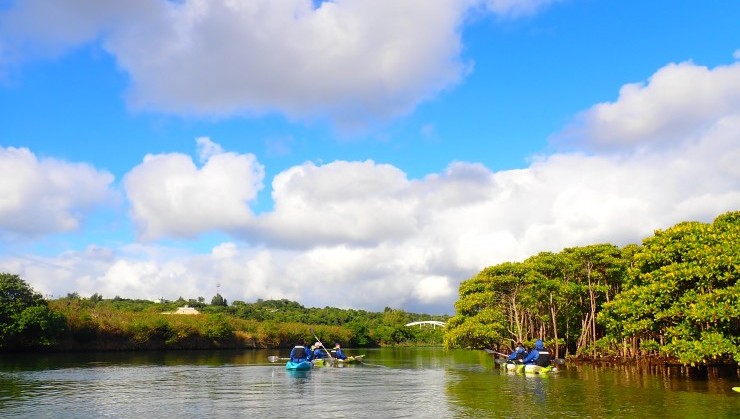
(550, 292), (559, 359)
(586, 261), (597, 357)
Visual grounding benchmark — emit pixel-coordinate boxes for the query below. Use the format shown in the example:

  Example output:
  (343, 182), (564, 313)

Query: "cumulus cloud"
(10, 107), (740, 313)
(4, 54), (740, 313)
(554, 61), (740, 151)
(255, 160), (418, 247)
(0, 146), (116, 237)
(0, 0), (557, 125)
(8, 80), (740, 312)
(0, 0), (155, 65)
(124, 141), (264, 240)
(109, 0), (471, 126)
(124, 58), (740, 312)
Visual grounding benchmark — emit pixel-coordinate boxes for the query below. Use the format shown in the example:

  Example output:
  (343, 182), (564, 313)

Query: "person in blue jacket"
(313, 342), (326, 359)
(519, 339), (551, 367)
(305, 343), (313, 361)
(289, 344), (309, 363)
(333, 342), (347, 360)
(507, 342), (527, 361)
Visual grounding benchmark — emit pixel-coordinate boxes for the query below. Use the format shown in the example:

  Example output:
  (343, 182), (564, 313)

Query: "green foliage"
(211, 293), (228, 307)
(0, 273), (62, 349)
(345, 321), (372, 346)
(443, 309), (506, 349)
(446, 211), (740, 366)
(204, 314), (234, 341)
(599, 211), (740, 364)
(12, 305), (66, 347)
(665, 331), (740, 366)
(0, 280), (449, 351)
(1, 274), (45, 322)
(228, 299), (448, 347)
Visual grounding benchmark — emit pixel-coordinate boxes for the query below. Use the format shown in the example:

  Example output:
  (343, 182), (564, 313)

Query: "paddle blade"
(267, 356), (280, 363)
(732, 387), (740, 393)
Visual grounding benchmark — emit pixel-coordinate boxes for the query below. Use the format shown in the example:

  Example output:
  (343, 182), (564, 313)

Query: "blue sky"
(1, 0), (739, 314)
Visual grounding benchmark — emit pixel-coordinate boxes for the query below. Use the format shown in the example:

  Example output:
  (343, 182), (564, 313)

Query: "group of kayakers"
(506, 339), (552, 367)
(289, 341), (348, 363)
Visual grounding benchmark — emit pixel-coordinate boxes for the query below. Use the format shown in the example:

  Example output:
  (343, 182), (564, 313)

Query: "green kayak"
(501, 362), (557, 374)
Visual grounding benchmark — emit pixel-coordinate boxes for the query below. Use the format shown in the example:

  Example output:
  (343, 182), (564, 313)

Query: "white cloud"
(0, 146), (116, 237)
(255, 159), (418, 247)
(109, 0), (471, 126)
(555, 61), (740, 151)
(0, 0), (558, 125)
(124, 142), (264, 240)
(4, 55), (740, 314)
(413, 275), (454, 303)
(7, 103), (740, 312)
(5, 102), (740, 314)
(0, 0), (156, 63)
(9, 108), (739, 312)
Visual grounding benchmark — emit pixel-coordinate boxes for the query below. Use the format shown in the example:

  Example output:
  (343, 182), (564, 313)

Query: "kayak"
(521, 364), (556, 374)
(313, 359), (326, 367)
(501, 362), (518, 371)
(318, 355), (365, 367)
(286, 360), (312, 371)
(733, 387), (740, 393)
(500, 362), (557, 374)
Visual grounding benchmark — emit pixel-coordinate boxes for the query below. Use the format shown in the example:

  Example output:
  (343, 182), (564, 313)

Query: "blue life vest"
(290, 346), (307, 362)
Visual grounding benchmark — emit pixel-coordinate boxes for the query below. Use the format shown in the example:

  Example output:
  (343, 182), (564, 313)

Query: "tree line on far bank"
(443, 211), (740, 367)
(0, 273), (448, 352)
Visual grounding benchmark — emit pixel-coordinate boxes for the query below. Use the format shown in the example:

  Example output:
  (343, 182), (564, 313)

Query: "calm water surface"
(1, 348), (738, 418)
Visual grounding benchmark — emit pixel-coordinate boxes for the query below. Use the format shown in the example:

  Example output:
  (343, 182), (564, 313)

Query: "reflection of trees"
(445, 355), (740, 417)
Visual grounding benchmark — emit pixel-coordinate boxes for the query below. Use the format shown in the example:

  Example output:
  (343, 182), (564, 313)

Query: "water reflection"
(566, 363), (740, 395)
(0, 349), (738, 418)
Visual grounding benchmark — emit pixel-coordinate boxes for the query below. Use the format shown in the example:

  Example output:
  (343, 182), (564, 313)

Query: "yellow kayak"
(318, 355), (365, 367)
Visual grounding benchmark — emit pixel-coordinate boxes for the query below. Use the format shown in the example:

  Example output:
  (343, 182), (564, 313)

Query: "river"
(1, 347), (738, 418)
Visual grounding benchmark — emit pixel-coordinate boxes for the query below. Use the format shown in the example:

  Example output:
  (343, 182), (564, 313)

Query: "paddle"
(483, 349), (511, 365)
(483, 348), (510, 358)
(732, 387), (740, 393)
(360, 361), (389, 369)
(267, 356), (290, 363)
(310, 328), (334, 361)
